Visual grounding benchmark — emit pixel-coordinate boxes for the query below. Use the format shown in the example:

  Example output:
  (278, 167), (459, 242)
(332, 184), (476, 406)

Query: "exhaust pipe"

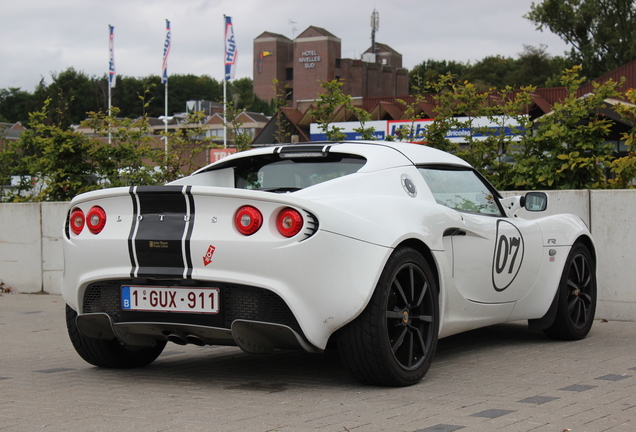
(186, 335), (206, 346)
(167, 333), (206, 346)
(167, 334), (187, 345)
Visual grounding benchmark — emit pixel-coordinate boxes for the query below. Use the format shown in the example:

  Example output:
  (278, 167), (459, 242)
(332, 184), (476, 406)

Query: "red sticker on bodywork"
(203, 245), (216, 266)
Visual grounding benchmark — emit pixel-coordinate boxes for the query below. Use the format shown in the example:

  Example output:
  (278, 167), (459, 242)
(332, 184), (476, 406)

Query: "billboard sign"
(309, 121), (386, 141)
(310, 117), (527, 142)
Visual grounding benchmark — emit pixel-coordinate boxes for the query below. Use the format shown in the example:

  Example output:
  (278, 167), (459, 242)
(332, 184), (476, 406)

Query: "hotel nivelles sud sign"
(299, 50), (321, 69)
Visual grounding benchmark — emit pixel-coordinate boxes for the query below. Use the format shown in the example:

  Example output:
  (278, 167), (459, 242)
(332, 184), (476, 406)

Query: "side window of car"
(418, 166), (503, 216)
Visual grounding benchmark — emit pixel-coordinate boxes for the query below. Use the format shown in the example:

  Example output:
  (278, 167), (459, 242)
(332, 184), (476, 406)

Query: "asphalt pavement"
(1, 293), (634, 432)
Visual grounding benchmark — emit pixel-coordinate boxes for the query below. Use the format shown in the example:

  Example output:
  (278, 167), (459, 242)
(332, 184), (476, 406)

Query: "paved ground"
(0, 293), (634, 432)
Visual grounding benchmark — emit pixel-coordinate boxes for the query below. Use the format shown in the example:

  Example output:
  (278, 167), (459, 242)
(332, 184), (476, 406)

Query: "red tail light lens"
(235, 205), (263, 236)
(277, 208), (304, 237)
(86, 206), (107, 234)
(70, 208), (85, 235)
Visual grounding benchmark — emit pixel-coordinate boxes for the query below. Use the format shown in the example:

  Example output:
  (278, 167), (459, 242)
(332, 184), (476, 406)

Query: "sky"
(1, 0), (571, 92)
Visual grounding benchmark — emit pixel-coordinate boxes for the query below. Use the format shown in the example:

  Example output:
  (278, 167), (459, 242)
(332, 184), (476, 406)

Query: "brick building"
(253, 26), (408, 108)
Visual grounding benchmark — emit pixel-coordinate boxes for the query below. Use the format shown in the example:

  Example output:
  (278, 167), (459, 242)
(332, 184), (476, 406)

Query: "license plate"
(121, 286), (220, 314)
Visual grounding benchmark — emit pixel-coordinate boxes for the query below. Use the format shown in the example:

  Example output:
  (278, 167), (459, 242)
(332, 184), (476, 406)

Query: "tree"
(308, 79), (349, 141)
(409, 60), (469, 93)
(348, 103), (376, 140)
(271, 79), (291, 144)
(608, 88), (636, 188)
(508, 65), (621, 189)
(509, 44), (573, 87)
(157, 111), (216, 182)
(525, 0), (636, 79)
(466, 55), (516, 90)
(4, 99), (102, 202)
(43, 68), (102, 126)
(0, 88), (38, 123)
(390, 80), (434, 144)
(420, 74), (536, 187)
(80, 106), (162, 188)
(223, 100), (253, 152)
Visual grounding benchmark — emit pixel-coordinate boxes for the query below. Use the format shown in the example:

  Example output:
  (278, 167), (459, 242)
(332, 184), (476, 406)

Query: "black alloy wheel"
(339, 247), (439, 386)
(386, 260), (436, 371)
(544, 243), (597, 341)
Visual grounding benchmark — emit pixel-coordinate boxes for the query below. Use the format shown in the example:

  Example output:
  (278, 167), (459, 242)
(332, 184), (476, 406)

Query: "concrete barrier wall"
(0, 203), (43, 291)
(0, 202), (67, 294)
(1, 192), (634, 321)
(590, 191), (636, 321)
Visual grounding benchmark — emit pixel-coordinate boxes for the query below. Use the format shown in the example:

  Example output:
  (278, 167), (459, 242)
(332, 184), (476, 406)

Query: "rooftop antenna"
(289, 19), (298, 39)
(371, 9), (379, 54)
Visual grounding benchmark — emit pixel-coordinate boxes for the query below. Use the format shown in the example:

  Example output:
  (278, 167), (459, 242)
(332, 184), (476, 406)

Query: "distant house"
(0, 122), (26, 151)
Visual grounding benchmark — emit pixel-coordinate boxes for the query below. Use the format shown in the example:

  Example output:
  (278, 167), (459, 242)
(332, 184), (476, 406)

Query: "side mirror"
(522, 192), (548, 212)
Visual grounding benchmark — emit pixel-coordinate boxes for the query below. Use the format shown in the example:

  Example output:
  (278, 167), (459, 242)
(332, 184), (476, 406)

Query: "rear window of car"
(228, 153), (366, 191)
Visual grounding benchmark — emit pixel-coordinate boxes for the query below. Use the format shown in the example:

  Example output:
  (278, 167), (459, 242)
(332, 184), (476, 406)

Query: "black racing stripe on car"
(183, 186), (195, 279)
(132, 186), (190, 278)
(128, 186), (140, 278)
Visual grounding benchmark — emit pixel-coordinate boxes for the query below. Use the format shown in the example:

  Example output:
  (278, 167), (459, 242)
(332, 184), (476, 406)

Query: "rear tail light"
(86, 206), (107, 234)
(69, 206), (106, 235)
(69, 208), (85, 235)
(235, 205), (263, 236)
(277, 208), (304, 237)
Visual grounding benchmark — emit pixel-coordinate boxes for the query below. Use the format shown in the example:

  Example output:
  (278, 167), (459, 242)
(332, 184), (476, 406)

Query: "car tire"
(338, 247), (439, 386)
(544, 243), (597, 341)
(66, 305), (166, 368)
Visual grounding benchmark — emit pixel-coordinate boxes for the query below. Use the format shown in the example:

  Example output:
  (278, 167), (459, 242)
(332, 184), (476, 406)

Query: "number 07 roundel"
(492, 220), (525, 292)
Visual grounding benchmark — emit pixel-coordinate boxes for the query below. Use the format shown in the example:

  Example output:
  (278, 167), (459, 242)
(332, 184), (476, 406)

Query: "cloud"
(0, 0), (570, 91)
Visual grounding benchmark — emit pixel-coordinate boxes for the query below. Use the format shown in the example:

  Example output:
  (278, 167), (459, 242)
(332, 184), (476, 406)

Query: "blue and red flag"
(161, 20), (171, 84)
(108, 25), (116, 88)
(224, 16), (237, 81)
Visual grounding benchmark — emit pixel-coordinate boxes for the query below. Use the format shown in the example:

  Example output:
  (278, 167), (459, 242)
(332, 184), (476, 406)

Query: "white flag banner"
(224, 16), (237, 81)
(108, 25), (116, 88)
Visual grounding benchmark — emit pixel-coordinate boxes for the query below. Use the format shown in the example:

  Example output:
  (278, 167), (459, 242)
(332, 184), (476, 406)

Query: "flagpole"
(164, 79), (168, 155)
(163, 19), (170, 156)
(222, 15), (237, 150)
(108, 25), (112, 117)
(108, 24), (115, 144)
(223, 15), (227, 149)
(223, 75), (227, 149)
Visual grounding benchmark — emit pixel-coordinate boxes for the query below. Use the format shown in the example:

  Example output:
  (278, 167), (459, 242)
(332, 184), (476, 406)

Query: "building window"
(286, 88), (293, 102)
(335, 58), (341, 68)
(206, 129), (224, 138)
(286, 68), (293, 81)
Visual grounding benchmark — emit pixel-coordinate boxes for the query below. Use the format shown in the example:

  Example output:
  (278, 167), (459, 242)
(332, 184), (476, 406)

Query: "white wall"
(0, 203), (43, 291)
(590, 191), (636, 320)
(0, 202), (67, 294)
(0, 192), (634, 321)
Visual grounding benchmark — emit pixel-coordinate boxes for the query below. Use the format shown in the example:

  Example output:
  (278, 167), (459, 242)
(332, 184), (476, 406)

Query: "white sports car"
(62, 141), (596, 386)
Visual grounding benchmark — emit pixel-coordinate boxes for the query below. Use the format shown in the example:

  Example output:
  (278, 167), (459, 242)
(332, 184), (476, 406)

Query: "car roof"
(194, 141), (471, 175)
